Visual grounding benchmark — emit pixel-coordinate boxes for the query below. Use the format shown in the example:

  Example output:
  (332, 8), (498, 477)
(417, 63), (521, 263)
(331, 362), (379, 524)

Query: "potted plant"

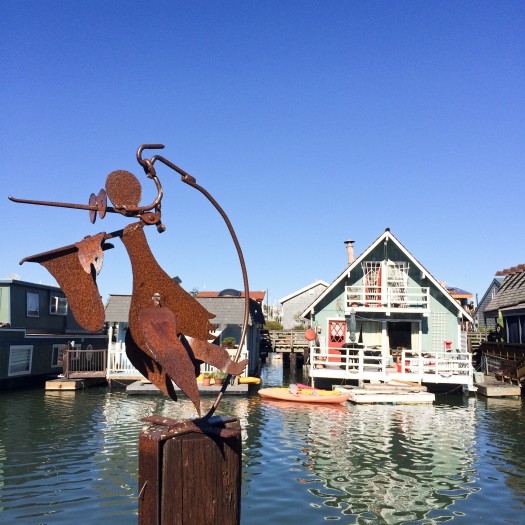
(202, 372), (212, 386)
(214, 370), (227, 386)
(222, 336), (236, 349)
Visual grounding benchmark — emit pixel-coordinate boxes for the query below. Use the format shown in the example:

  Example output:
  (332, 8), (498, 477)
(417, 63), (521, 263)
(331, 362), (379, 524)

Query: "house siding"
(305, 234), (469, 353)
(474, 280), (502, 331)
(281, 282), (328, 329)
(105, 294), (264, 377)
(0, 280), (107, 384)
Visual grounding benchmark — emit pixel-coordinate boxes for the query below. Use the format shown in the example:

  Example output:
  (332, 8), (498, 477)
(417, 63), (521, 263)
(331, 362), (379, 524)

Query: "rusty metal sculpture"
(9, 145), (249, 417)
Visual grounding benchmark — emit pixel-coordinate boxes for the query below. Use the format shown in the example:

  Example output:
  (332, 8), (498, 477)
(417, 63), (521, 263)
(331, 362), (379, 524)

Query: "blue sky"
(2, 1), (524, 308)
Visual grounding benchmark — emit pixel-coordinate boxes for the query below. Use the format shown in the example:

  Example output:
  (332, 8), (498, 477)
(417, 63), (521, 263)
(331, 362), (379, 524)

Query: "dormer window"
(50, 295), (68, 316)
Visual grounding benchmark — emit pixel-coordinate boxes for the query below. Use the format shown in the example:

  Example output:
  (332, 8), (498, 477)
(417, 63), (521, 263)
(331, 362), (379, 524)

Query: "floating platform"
(45, 378), (106, 391)
(474, 375), (521, 397)
(126, 380), (249, 395)
(335, 385), (435, 404)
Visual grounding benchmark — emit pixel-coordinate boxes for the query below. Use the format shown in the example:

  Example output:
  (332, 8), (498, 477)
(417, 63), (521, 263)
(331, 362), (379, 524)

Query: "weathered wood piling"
(138, 415), (241, 525)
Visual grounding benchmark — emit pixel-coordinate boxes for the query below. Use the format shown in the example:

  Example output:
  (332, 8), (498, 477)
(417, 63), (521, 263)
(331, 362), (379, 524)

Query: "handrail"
(309, 345), (472, 380)
(63, 348), (106, 378)
(345, 285), (430, 309)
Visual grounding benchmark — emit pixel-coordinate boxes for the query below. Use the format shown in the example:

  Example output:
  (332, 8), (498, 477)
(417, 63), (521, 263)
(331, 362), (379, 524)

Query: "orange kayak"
(258, 387), (351, 404)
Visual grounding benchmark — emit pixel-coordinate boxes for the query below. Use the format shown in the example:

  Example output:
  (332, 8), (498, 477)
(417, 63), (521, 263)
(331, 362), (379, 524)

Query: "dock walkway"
(269, 330), (309, 353)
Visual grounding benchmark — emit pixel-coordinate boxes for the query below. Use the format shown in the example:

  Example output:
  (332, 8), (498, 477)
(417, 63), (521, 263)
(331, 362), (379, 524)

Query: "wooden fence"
(479, 342), (525, 385)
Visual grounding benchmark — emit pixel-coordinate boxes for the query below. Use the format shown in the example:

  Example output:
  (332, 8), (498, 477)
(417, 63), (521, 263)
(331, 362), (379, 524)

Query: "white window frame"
(8, 345), (33, 376)
(27, 292), (40, 317)
(51, 344), (66, 367)
(50, 295), (68, 316)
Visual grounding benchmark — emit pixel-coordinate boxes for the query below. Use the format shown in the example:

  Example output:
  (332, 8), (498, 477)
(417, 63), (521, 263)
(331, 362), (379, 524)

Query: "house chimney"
(344, 240), (355, 265)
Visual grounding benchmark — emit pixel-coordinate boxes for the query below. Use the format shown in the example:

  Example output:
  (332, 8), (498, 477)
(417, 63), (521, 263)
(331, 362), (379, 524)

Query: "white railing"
(345, 286), (430, 310)
(200, 348), (249, 377)
(107, 344), (140, 378)
(394, 349), (472, 377)
(107, 343), (249, 378)
(310, 345), (472, 382)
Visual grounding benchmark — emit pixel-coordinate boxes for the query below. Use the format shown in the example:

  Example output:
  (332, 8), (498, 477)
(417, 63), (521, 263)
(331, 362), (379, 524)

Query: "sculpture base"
(138, 415), (241, 525)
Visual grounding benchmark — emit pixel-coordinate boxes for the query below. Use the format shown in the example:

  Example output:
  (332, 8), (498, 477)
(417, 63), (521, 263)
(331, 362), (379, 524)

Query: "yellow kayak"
(259, 387), (351, 404)
(238, 376), (262, 384)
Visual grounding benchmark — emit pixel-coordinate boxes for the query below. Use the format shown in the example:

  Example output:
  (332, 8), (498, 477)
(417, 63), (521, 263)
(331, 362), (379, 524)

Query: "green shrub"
(264, 320), (283, 330)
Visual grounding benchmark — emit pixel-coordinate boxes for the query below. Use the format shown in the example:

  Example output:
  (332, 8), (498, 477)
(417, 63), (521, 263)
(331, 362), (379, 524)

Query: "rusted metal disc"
(97, 189), (107, 219)
(88, 192), (97, 223)
(106, 170), (142, 209)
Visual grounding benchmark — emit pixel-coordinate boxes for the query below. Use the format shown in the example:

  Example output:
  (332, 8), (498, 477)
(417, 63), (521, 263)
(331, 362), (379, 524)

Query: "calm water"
(1, 359), (524, 524)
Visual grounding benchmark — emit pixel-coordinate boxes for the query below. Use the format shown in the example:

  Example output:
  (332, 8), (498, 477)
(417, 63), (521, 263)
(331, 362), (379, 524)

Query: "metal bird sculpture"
(9, 145), (249, 416)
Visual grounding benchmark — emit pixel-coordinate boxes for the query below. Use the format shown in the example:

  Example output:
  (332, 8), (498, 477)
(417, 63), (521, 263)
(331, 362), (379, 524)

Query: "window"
(27, 292), (40, 317)
(52, 344), (66, 367)
(507, 316), (520, 344)
(9, 346), (33, 376)
(50, 295), (68, 315)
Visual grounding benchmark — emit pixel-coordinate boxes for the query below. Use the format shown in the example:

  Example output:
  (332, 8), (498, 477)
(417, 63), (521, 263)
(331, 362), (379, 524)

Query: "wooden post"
(138, 415), (241, 525)
(289, 352), (297, 384)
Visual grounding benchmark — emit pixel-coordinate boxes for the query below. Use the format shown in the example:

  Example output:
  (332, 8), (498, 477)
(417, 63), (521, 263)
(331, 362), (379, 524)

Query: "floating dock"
(335, 383), (435, 404)
(126, 380), (249, 395)
(474, 375), (521, 398)
(45, 378), (106, 391)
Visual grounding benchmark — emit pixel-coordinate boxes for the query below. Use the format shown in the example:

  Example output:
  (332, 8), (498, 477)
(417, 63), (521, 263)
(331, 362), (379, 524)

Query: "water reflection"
(241, 361), (525, 524)
(0, 362), (524, 524)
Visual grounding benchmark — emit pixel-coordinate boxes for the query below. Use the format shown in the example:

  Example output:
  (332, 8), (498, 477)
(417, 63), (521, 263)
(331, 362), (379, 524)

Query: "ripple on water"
(1, 369), (525, 525)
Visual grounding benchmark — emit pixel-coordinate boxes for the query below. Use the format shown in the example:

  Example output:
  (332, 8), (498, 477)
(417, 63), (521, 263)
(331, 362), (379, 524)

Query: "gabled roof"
(104, 294), (265, 325)
(105, 294), (132, 323)
(474, 278), (504, 314)
(485, 265), (525, 314)
(279, 280), (329, 304)
(196, 296), (265, 325)
(301, 229), (474, 322)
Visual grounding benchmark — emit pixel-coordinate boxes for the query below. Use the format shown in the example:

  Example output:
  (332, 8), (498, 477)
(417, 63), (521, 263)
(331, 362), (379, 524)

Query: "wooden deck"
(474, 374), (521, 397)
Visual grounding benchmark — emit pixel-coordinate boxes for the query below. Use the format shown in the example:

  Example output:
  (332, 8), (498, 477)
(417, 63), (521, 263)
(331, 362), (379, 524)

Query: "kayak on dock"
(258, 386), (351, 404)
(238, 376), (262, 384)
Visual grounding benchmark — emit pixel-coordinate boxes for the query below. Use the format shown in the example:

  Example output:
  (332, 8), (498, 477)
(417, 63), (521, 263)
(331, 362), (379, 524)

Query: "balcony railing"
(309, 345), (472, 384)
(345, 285), (430, 312)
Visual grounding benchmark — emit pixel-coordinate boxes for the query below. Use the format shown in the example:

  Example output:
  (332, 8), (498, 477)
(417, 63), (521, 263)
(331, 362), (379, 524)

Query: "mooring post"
(289, 352), (297, 383)
(138, 416), (241, 525)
